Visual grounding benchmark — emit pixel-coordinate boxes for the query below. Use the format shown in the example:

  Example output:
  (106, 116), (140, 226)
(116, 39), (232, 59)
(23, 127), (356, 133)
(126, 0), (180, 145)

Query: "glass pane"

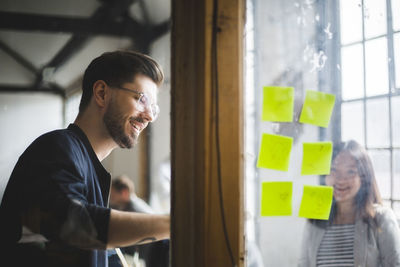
(340, 0), (362, 44)
(341, 101), (364, 145)
(395, 33), (400, 89)
(392, 96), (400, 147)
(364, 0), (387, 39)
(383, 199), (392, 208)
(365, 37), (389, 96)
(393, 0), (400, 31)
(341, 44), (364, 100)
(366, 98), (389, 148)
(369, 149), (391, 199)
(393, 201), (400, 220)
(394, 149), (400, 200)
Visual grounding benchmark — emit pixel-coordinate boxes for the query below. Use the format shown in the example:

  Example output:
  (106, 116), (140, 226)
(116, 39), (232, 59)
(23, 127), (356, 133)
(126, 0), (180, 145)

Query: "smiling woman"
(299, 140), (400, 267)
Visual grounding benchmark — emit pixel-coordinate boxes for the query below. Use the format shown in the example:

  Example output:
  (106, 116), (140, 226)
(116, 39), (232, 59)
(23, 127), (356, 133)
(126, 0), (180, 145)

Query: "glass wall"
(245, 0), (400, 265)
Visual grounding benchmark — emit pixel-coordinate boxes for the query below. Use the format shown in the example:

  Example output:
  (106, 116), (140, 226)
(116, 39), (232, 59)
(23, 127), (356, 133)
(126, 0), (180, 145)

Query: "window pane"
(365, 37), (389, 96)
(392, 96), (400, 147)
(383, 199), (392, 208)
(366, 98), (389, 148)
(340, 0), (362, 44)
(342, 101), (364, 145)
(395, 33), (400, 89)
(394, 149), (400, 200)
(393, 0), (400, 31)
(364, 0), (387, 39)
(341, 44), (364, 100)
(393, 201), (400, 219)
(369, 149), (391, 199)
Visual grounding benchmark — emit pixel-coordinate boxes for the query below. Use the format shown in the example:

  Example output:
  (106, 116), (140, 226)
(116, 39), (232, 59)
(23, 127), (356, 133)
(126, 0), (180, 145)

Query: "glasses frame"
(110, 84), (160, 120)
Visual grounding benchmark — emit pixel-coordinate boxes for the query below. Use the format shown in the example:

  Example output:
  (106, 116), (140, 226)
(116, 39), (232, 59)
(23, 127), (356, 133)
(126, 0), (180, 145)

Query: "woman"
(298, 140), (400, 267)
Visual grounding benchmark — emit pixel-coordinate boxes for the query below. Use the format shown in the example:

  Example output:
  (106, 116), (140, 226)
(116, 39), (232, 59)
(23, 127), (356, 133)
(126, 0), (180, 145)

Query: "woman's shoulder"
(372, 204), (399, 226)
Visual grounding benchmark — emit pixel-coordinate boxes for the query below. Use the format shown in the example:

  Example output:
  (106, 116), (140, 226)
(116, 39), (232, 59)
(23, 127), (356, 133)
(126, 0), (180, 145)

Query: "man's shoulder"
(24, 127), (85, 159)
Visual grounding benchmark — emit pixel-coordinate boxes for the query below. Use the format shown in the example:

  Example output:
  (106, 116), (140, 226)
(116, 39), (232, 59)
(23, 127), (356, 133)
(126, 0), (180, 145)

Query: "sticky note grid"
(257, 87), (336, 220)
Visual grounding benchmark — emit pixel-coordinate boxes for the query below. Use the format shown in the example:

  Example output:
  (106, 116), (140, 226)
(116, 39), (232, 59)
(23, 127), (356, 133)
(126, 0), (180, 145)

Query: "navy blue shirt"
(0, 124), (111, 267)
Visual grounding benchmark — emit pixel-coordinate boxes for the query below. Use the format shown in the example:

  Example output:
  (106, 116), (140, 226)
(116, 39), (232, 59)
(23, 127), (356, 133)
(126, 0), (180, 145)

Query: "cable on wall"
(211, 0), (236, 266)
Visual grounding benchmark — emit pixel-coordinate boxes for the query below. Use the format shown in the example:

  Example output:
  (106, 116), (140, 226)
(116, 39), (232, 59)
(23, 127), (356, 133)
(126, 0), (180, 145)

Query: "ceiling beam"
(0, 11), (147, 37)
(0, 11), (170, 40)
(0, 0), (171, 95)
(0, 39), (38, 74)
(0, 84), (66, 97)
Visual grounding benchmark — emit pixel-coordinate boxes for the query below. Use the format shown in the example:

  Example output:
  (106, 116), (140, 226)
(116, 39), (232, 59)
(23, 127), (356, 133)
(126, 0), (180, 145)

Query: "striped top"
(316, 224), (355, 267)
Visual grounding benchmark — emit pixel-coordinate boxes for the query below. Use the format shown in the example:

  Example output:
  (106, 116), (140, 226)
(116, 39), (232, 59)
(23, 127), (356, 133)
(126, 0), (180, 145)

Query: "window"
(245, 0), (400, 265)
(337, 0), (400, 211)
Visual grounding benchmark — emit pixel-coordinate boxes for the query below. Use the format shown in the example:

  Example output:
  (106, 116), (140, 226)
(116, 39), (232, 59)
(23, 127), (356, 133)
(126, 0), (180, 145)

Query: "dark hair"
(315, 140), (382, 226)
(79, 50), (164, 113)
(111, 175), (135, 193)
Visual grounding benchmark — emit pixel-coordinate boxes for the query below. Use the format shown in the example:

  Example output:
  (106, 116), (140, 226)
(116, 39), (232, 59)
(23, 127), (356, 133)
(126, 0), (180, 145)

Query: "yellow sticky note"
(261, 181), (292, 216)
(299, 90), (336, 128)
(257, 133), (293, 171)
(262, 86), (294, 122)
(301, 142), (333, 175)
(299, 185), (333, 220)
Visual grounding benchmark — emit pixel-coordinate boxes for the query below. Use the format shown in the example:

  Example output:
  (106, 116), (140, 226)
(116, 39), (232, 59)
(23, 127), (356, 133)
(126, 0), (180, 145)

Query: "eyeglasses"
(329, 168), (359, 180)
(112, 85), (160, 121)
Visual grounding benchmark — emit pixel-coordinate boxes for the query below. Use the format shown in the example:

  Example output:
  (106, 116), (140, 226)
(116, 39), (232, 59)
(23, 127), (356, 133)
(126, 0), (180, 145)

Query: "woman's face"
(325, 151), (362, 205)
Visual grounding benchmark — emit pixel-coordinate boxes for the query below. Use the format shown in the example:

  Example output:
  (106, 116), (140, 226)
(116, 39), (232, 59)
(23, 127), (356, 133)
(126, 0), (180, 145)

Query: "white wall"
(0, 92), (63, 202)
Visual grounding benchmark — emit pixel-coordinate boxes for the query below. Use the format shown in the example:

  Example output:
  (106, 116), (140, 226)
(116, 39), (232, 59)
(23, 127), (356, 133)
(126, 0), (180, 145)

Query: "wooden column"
(171, 0), (245, 266)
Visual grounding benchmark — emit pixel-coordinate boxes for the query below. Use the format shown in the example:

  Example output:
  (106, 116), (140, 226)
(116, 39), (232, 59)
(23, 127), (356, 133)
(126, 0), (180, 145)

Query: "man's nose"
(140, 106), (154, 122)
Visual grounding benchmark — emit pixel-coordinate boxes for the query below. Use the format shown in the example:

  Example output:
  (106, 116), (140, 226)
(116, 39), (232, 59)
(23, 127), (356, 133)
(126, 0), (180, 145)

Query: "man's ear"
(92, 80), (110, 108)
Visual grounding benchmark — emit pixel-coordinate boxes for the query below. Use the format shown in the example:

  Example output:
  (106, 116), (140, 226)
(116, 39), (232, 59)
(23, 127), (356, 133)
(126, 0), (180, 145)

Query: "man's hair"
(111, 174), (135, 194)
(79, 50), (164, 113)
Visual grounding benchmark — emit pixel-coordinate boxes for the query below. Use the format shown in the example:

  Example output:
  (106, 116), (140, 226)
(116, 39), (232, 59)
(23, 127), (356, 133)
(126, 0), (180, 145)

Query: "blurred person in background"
(109, 175), (169, 267)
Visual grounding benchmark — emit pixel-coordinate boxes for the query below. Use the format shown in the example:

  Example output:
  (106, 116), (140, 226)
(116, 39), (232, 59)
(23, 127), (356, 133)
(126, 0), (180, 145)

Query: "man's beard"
(103, 101), (138, 149)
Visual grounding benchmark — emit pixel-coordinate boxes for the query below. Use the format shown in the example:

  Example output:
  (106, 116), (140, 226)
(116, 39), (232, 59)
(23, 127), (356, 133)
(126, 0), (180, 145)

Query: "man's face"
(103, 74), (158, 148)
(110, 187), (130, 210)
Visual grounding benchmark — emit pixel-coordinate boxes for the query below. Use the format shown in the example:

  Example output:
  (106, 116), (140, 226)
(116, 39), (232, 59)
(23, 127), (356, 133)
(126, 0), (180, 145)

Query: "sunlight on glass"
(395, 34), (400, 89)
(364, 0), (387, 39)
(341, 101), (364, 145)
(393, 0), (400, 31)
(340, 0), (362, 44)
(392, 96), (400, 147)
(394, 150), (400, 200)
(245, 0), (257, 244)
(393, 202), (400, 219)
(369, 150), (391, 199)
(366, 98), (390, 148)
(341, 44), (364, 100)
(365, 37), (389, 96)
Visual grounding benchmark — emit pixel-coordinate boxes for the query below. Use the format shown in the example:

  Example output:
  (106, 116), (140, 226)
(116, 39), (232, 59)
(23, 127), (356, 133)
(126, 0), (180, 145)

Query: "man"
(0, 50), (170, 267)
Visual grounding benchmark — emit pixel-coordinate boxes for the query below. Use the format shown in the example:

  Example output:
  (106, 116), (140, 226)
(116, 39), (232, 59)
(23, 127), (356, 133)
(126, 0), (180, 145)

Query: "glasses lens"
(152, 104), (160, 119)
